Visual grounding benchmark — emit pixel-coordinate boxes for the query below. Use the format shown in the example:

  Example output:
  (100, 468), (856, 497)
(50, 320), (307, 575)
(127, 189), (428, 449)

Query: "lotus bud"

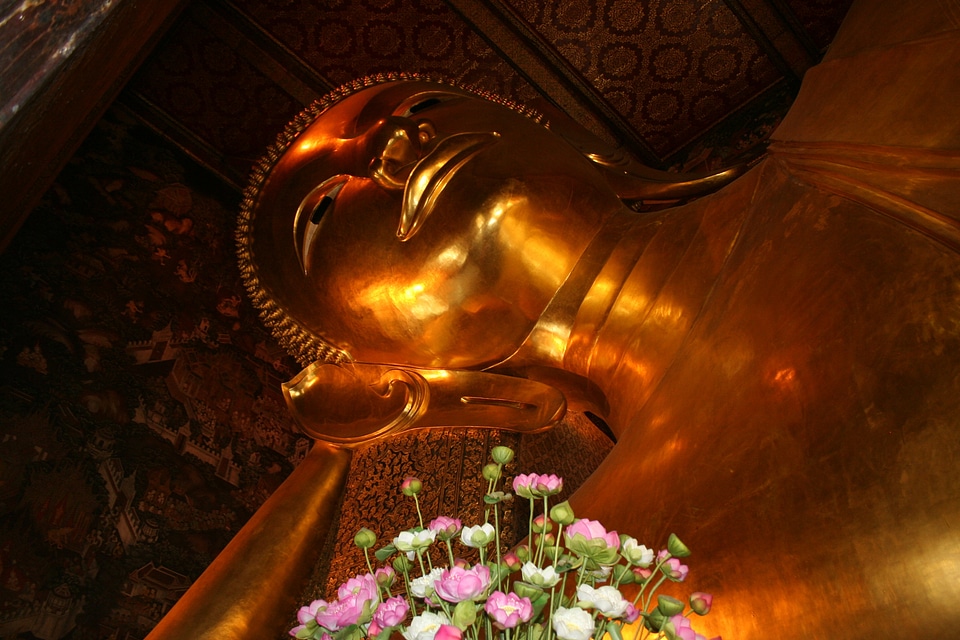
(502, 551), (522, 571)
(491, 446), (515, 465)
(515, 545), (531, 562)
(666, 533), (691, 558)
(482, 463), (501, 481)
(549, 501), (575, 525)
(392, 554), (411, 573)
(401, 476), (422, 496)
(689, 592), (713, 615)
(452, 600), (478, 629)
(354, 527), (377, 549)
(536, 533), (556, 548)
(532, 514), (553, 533)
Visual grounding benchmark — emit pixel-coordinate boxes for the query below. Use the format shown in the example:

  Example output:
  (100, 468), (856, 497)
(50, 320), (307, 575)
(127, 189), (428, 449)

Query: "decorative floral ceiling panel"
(122, 0), (853, 187)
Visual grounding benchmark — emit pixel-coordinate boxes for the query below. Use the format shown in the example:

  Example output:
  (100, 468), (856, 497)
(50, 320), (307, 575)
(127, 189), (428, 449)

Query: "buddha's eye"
(398, 94), (454, 118)
(408, 98), (442, 114)
(295, 175), (349, 275)
(310, 196), (333, 224)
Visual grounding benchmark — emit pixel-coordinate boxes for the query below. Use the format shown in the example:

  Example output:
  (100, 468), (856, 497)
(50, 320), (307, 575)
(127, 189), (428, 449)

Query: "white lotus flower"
(520, 562), (559, 587)
(576, 584), (630, 618)
(402, 611), (450, 640)
(552, 606), (595, 640)
(460, 523), (495, 548)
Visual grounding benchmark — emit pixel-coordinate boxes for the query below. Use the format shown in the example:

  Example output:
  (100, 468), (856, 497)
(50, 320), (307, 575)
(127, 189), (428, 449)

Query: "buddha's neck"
(499, 183), (753, 438)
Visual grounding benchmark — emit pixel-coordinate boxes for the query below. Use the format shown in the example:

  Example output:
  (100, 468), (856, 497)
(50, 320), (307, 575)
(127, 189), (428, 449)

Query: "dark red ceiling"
(121, 0), (851, 188)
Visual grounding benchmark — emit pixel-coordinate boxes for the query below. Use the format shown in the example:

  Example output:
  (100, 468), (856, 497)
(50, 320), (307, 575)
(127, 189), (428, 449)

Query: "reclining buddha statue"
(149, 1), (960, 637)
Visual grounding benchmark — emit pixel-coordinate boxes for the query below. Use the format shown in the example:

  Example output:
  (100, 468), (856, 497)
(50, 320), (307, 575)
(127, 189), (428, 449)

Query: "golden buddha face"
(245, 78), (623, 369)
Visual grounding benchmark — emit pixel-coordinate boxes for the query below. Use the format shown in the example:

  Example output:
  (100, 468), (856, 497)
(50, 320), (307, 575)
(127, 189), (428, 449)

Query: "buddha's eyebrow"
(295, 175), (349, 275)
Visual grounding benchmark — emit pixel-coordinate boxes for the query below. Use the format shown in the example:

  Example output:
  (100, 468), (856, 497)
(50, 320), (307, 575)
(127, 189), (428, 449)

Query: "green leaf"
(375, 543), (397, 562)
(530, 592), (551, 621)
(591, 546), (620, 566)
(334, 625), (362, 640)
(295, 627), (313, 639)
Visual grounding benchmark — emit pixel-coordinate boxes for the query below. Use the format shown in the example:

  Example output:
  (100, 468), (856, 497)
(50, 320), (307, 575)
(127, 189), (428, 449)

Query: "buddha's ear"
(283, 361), (566, 448)
(536, 98), (749, 201)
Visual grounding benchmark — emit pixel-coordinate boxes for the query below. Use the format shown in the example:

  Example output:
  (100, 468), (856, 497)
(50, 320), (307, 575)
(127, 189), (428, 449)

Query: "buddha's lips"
(397, 131), (501, 241)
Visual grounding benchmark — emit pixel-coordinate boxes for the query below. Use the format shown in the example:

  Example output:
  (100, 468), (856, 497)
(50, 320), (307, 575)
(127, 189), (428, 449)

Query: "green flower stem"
(633, 556), (671, 608)
(445, 539), (456, 568)
(494, 503), (503, 588)
(413, 493), (425, 529)
(400, 564), (417, 616)
(362, 547), (387, 601)
(362, 547), (375, 580)
(546, 583), (558, 640)
(484, 462), (503, 525)
(576, 558), (589, 588)
(559, 571), (570, 609)
(640, 573), (668, 615)
(416, 549), (428, 580)
(536, 496), (549, 566)
(527, 497), (535, 557)
(553, 523), (563, 566)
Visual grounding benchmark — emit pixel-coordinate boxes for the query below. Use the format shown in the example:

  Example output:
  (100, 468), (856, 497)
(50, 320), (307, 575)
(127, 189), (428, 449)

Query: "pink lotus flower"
(624, 603), (640, 623)
(429, 516), (463, 540)
(513, 473), (563, 498)
(531, 473), (563, 496)
(315, 574), (379, 630)
(338, 573), (378, 601)
(370, 595), (410, 633)
(434, 565), (491, 603)
(484, 590), (533, 628)
(297, 599), (328, 624)
(565, 519), (620, 550)
(435, 625), (463, 640)
(665, 614), (719, 640)
(661, 558), (689, 582)
(315, 597), (365, 631)
(513, 473), (538, 499)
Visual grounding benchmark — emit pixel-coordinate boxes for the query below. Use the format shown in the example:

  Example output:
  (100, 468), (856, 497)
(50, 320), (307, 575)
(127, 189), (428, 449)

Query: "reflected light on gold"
(772, 367), (796, 385)
(650, 300), (683, 327)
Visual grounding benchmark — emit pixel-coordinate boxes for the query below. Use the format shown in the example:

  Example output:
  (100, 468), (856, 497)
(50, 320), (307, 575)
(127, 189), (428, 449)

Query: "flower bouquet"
(291, 446), (718, 640)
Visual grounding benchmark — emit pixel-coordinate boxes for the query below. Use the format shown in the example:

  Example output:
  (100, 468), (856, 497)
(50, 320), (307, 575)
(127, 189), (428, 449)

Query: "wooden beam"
(0, 0), (191, 252)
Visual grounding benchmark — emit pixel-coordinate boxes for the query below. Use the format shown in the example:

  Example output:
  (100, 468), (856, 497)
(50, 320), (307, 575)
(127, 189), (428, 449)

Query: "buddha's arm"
(146, 441), (352, 640)
(147, 362), (567, 638)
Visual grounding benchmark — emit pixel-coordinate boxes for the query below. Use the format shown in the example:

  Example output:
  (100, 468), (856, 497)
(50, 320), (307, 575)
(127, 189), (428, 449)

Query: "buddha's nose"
(361, 116), (427, 191)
